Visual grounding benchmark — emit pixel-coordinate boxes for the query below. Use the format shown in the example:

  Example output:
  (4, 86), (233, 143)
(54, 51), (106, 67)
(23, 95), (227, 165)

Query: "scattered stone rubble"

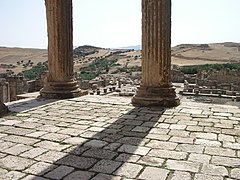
(0, 73), (28, 103)
(77, 75), (140, 97)
(175, 68), (240, 101)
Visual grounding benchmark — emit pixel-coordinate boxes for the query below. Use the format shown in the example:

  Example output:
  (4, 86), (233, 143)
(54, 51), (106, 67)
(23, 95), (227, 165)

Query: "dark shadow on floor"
(5, 97), (58, 113)
(4, 98), (168, 179)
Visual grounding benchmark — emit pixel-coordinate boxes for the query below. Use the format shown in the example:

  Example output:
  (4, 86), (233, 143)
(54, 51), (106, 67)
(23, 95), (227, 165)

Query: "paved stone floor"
(0, 95), (239, 180)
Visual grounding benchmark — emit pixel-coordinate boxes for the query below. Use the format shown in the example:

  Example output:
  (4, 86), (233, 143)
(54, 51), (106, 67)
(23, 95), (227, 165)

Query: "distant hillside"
(118, 45), (141, 50)
(1, 42), (240, 75)
(73, 45), (102, 57)
(171, 42), (240, 66)
(0, 47), (47, 74)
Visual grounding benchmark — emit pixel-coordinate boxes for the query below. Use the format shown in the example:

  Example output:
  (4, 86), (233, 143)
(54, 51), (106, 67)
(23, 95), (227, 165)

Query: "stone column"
(132, 0), (179, 107)
(40, 0), (82, 99)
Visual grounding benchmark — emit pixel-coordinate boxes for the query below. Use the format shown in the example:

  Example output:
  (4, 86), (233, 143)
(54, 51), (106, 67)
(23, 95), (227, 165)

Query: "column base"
(132, 85), (180, 107)
(40, 80), (87, 99)
(0, 102), (9, 117)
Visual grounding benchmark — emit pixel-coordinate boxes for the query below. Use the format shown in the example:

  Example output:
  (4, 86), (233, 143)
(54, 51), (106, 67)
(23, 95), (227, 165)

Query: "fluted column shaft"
(132, 0), (179, 107)
(46, 0), (73, 81)
(142, 0), (171, 86)
(41, 0), (82, 99)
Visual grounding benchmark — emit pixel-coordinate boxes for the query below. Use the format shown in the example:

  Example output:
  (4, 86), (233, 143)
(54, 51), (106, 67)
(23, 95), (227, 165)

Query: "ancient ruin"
(0, 73), (28, 103)
(181, 69), (240, 101)
(40, 0), (84, 99)
(1, 0), (239, 107)
(132, 0), (179, 107)
(29, 0), (179, 107)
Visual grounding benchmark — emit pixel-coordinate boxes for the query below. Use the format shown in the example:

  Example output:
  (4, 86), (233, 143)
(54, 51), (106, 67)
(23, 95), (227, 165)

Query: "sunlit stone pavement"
(0, 95), (239, 180)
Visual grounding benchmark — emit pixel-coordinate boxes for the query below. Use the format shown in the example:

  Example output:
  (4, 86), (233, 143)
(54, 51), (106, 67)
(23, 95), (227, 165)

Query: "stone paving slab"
(0, 95), (239, 179)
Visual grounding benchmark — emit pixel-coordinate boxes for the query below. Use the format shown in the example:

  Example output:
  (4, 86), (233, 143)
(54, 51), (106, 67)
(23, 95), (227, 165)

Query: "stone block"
(139, 167), (169, 180)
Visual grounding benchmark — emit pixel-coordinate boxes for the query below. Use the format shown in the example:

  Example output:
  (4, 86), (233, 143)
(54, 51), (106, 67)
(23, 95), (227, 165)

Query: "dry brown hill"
(171, 42), (240, 66)
(1, 42), (240, 74)
(0, 47), (47, 74)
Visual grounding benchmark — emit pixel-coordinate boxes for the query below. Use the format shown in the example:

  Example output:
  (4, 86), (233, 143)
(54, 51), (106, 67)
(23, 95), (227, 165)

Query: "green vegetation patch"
(22, 61), (48, 80)
(79, 58), (118, 80)
(180, 63), (240, 74)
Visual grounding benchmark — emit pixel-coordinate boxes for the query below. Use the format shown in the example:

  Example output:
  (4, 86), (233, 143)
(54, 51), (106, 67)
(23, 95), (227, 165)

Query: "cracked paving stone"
(2, 144), (32, 155)
(148, 149), (187, 160)
(117, 137), (148, 146)
(171, 171), (191, 180)
(44, 165), (74, 179)
(35, 151), (67, 163)
(201, 164), (228, 176)
(139, 167), (170, 180)
(103, 142), (122, 151)
(191, 132), (218, 140)
(0, 171), (26, 180)
(211, 156), (240, 167)
(35, 140), (70, 151)
(146, 140), (178, 150)
(137, 156), (164, 167)
(0, 120), (22, 126)
(115, 153), (141, 163)
(204, 147), (236, 157)
(82, 148), (118, 160)
(223, 142), (240, 150)
(195, 139), (221, 147)
(22, 175), (50, 180)
(2, 135), (39, 145)
(56, 154), (97, 169)
(166, 160), (200, 173)
(118, 144), (150, 156)
(176, 144), (204, 153)
(0, 167), (8, 176)
(131, 126), (150, 133)
(188, 153), (211, 163)
(5, 127), (35, 136)
(83, 140), (108, 148)
(40, 133), (70, 142)
(0, 155), (35, 170)
(231, 168), (240, 179)
(91, 173), (121, 180)
(0, 141), (16, 151)
(24, 162), (57, 176)
(113, 162), (143, 179)
(64, 170), (95, 180)
(63, 137), (88, 145)
(169, 136), (194, 144)
(194, 174), (224, 180)
(58, 128), (85, 136)
(218, 134), (235, 142)
(26, 131), (48, 138)
(63, 146), (89, 156)
(20, 147), (48, 159)
(91, 160), (122, 174)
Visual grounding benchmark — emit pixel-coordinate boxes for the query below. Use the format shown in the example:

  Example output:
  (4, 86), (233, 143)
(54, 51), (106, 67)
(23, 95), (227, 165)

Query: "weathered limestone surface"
(0, 95), (239, 179)
(132, 0), (179, 107)
(40, 0), (83, 99)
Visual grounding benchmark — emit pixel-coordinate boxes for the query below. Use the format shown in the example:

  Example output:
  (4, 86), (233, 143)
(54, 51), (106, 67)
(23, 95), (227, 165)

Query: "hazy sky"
(0, 0), (240, 49)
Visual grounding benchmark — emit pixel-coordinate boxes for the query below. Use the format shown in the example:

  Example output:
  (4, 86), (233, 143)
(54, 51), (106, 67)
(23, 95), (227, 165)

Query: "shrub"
(180, 63), (240, 74)
(23, 61), (48, 80)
